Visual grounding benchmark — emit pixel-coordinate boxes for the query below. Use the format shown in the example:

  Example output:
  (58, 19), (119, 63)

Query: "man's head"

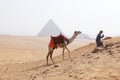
(99, 30), (103, 34)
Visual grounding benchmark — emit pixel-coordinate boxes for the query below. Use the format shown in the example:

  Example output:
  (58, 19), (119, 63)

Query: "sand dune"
(0, 35), (93, 64)
(0, 36), (120, 80)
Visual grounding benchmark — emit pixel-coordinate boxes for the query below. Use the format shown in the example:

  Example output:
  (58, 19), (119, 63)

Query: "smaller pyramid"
(37, 19), (63, 37)
(77, 33), (92, 39)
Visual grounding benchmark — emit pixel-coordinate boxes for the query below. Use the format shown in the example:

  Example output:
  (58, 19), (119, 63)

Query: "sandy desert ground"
(0, 35), (120, 80)
(0, 35), (93, 65)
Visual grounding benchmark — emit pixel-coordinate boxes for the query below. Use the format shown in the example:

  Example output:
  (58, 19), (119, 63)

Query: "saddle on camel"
(49, 33), (69, 49)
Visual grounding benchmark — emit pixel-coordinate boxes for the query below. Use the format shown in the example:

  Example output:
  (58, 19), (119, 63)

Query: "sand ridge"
(0, 36), (120, 80)
(0, 35), (92, 64)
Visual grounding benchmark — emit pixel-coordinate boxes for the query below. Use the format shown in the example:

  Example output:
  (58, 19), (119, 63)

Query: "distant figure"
(96, 30), (104, 47)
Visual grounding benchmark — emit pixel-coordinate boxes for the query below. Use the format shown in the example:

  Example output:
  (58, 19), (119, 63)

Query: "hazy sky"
(0, 0), (120, 37)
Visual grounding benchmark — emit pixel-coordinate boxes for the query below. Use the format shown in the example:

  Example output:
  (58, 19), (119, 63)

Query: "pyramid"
(77, 33), (92, 39)
(37, 19), (63, 37)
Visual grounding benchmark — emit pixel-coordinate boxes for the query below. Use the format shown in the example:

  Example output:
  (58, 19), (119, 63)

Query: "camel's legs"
(46, 47), (54, 65)
(62, 47), (65, 60)
(46, 52), (50, 65)
(65, 46), (71, 59)
(50, 51), (54, 64)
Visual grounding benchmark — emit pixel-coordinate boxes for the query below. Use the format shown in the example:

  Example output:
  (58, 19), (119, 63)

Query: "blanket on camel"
(48, 34), (68, 48)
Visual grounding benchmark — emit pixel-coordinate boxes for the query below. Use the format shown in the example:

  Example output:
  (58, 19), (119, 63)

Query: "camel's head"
(74, 31), (82, 35)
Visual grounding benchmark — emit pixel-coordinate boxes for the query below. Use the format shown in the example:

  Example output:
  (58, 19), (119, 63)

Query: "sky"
(0, 0), (120, 38)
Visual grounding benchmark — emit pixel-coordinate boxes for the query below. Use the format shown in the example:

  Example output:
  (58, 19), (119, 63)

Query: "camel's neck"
(68, 34), (78, 44)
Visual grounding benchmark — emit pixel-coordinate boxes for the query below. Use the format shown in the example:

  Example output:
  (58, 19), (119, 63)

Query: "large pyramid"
(37, 19), (63, 37)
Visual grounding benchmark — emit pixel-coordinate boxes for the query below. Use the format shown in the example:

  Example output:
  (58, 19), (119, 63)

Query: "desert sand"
(0, 35), (92, 64)
(0, 35), (120, 80)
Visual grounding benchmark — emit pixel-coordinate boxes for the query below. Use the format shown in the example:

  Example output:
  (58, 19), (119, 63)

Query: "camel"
(46, 31), (81, 65)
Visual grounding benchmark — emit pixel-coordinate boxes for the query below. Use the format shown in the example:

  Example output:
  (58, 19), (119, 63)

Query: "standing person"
(96, 30), (104, 47)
